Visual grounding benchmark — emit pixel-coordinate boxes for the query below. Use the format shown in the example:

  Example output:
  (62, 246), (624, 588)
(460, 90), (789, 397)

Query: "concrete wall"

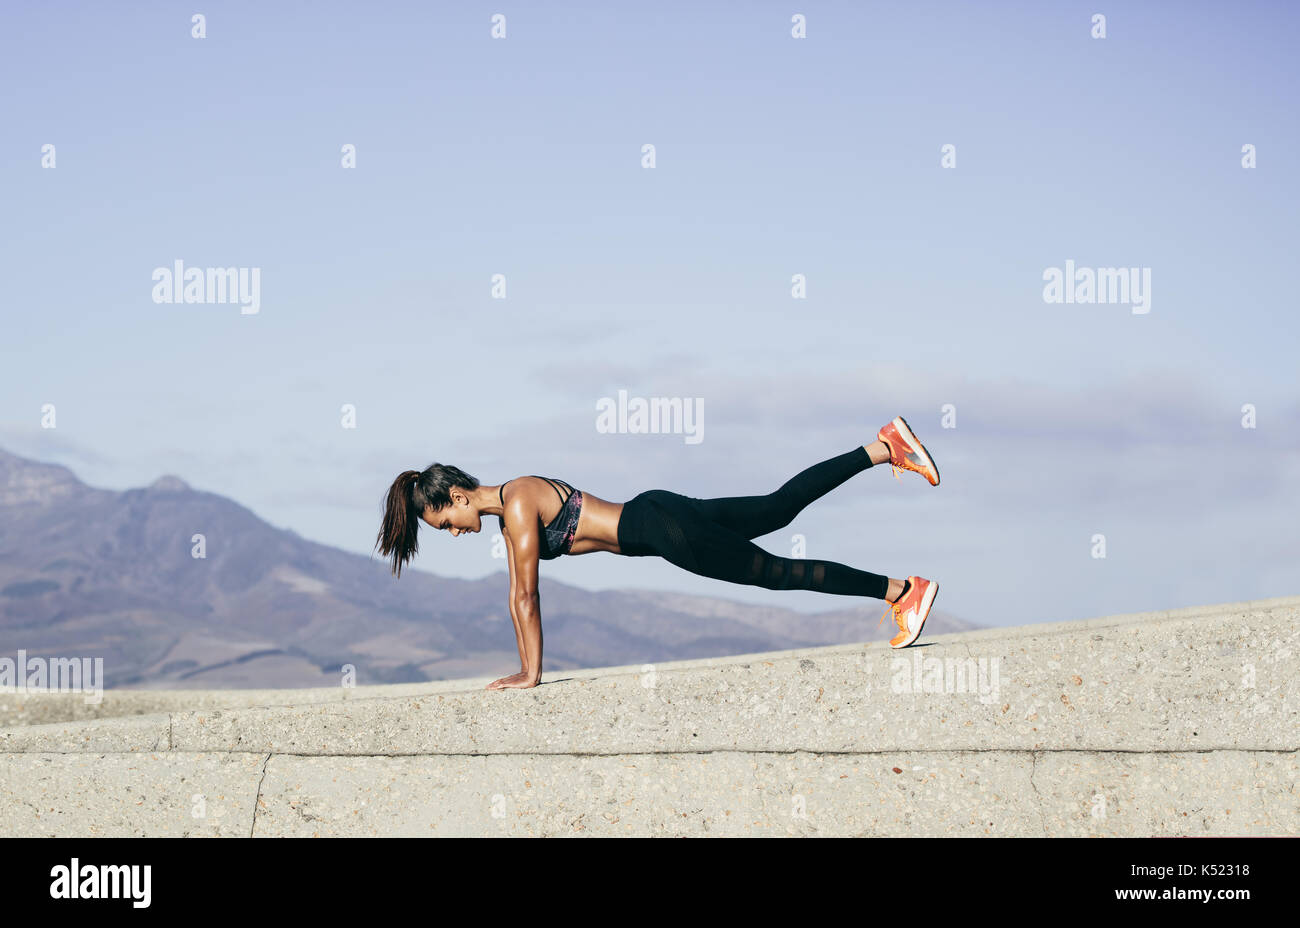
(2, 595), (1296, 836)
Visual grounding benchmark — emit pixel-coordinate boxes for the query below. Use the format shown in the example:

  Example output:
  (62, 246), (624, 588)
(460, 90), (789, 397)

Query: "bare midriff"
(561, 492), (625, 555)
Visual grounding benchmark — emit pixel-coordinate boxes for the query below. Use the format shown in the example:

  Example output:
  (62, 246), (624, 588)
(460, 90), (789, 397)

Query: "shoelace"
(879, 596), (908, 631)
(882, 437), (904, 480)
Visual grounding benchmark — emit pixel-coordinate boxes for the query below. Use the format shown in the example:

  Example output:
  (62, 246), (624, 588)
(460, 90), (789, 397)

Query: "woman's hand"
(486, 671), (540, 690)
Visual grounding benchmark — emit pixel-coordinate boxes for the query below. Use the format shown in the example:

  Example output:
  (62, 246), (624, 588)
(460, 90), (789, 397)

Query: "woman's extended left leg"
(690, 446), (875, 541)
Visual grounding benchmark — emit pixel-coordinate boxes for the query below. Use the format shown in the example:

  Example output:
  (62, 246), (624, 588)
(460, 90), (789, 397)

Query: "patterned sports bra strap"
(532, 475), (569, 503)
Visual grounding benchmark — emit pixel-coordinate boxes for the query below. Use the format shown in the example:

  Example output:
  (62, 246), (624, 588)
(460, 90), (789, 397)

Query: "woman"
(375, 416), (941, 690)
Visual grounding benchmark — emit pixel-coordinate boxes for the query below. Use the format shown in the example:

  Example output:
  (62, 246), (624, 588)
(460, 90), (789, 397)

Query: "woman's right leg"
(691, 446), (874, 540)
(627, 490), (891, 600)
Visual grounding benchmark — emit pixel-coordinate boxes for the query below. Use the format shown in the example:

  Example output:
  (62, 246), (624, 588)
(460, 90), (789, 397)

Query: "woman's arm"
(501, 517), (527, 670)
(487, 494), (544, 690)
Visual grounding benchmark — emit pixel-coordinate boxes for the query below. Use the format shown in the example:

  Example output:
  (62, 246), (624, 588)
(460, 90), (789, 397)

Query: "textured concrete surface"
(244, 750), (1296, 837)
(0, 752), (266, 837)
(1, 595), (1296, 836)
(3, 750), (1292, 837)
(0, 714), (170, 753)
(0, 678), (496, 729)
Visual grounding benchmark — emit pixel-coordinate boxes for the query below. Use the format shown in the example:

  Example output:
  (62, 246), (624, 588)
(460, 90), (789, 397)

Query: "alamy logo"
(891, 652), (1001, 703)
(0, 649), (103, 704)
(1042, 259), (1150, 314)
(49, 858), (151, 908)
(152, 260), (261, 314)
(596, 389), (703, 444)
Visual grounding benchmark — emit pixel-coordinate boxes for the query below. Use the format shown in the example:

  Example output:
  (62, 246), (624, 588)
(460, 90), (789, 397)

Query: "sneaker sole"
(893, 416), (940, 486)
(892, 580), (938, 648)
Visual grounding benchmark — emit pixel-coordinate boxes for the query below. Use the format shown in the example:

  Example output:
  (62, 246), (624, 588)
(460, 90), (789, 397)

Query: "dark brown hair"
(374, 464), (481, 577)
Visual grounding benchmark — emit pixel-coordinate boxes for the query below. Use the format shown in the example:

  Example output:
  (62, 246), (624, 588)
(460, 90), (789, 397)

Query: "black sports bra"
(499, 475), (583, 560)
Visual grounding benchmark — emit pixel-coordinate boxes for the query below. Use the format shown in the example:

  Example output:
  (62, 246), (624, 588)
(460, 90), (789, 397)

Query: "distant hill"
(0, 448), (982, 689)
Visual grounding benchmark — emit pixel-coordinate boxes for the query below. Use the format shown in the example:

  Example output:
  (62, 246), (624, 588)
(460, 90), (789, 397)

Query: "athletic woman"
(375, 416), (941, 690)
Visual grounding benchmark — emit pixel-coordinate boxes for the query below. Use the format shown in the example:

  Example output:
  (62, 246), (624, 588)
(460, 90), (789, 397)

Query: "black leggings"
(616, 446), (890, 600)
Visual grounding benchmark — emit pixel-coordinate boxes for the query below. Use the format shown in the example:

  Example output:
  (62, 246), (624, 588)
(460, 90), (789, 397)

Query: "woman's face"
(422, 495), (481, 537)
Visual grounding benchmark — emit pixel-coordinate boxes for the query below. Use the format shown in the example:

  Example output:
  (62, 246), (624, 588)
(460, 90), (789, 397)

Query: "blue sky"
(2, 0), (1297, 627)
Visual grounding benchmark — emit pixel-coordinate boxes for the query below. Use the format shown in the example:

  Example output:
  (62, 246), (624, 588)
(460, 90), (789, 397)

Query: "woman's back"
(498, 476), (626, 557)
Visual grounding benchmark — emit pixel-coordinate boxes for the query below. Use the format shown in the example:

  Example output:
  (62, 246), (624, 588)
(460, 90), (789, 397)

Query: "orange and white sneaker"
(879, 576), (938, 648)
(877, 415), (940, 486)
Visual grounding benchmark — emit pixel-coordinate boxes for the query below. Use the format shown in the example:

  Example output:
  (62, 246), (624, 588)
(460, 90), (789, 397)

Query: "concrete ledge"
(5, 594), (1294, 729)
(1, 750), (1292, 837)
(1, 595), (1296, 836)
(22, 597), (1293, 756)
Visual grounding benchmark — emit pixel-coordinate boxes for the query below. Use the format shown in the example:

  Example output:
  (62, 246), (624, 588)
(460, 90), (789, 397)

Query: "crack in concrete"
(1028, 751), (1049, 836)
(249, 752), (272, 838)
(5, 747), (1295, 757)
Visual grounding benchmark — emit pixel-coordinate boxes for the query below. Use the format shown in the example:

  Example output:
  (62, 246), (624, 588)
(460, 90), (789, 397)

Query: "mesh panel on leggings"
(747, 549), (826, 592)
(657, 501), (698, 572)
